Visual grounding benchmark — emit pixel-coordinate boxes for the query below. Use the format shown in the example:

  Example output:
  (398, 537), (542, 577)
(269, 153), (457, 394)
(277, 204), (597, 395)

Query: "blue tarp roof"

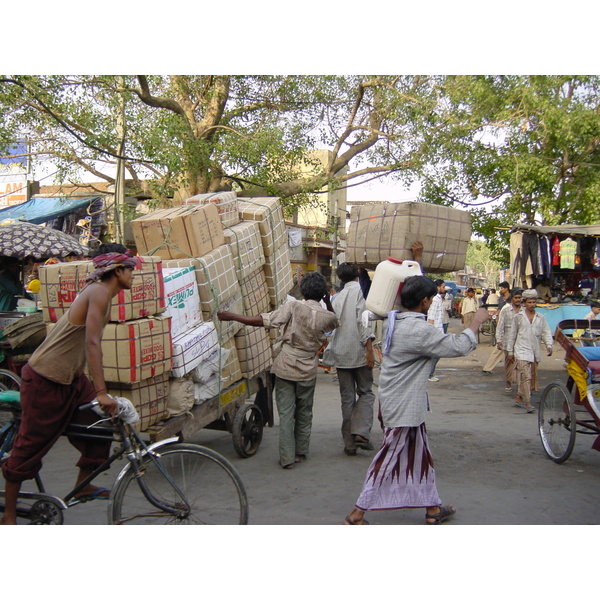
(0, 196), (100, 225)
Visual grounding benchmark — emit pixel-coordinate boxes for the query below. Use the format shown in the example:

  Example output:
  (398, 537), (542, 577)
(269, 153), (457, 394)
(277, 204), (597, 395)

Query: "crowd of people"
(3, 238), (599, 527)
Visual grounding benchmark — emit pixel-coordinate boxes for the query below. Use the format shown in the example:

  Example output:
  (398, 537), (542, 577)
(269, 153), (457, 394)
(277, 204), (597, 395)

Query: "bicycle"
(0, 391), (249, 525)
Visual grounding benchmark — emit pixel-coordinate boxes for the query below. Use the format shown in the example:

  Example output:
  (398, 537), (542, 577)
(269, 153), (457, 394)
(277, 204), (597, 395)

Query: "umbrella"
(0, 222), (91, 260)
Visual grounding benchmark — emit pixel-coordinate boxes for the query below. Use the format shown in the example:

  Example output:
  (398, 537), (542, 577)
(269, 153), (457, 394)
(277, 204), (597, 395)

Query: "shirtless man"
(1, 252), (137, 524)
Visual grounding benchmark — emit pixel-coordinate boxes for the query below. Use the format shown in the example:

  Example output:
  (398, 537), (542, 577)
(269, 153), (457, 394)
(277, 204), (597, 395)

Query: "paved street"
(11, 317), (600, 527)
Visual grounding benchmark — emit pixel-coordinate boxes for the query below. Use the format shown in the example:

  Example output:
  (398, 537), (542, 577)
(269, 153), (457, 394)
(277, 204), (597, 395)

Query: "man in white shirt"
(325, 263), (376, 455)
(505, 289), (553, 413)
(494, 289), (523, 392)
(426, 279), (446, 382)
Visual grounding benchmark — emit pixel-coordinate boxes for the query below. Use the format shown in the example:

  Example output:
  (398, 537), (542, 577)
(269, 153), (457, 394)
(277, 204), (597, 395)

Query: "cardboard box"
(131, 203), (225, 260)
(234, 326), (272, 378)
(164, 246), (243, 341)
(39, 257), (165, 323)
(223, 221), (265, 279)
(101, 316), (172, 383)
(107, 373), (170, 432)
(171, 321), (219, 378)
(182, 191), (240, 227)
(162, 266), (202, 338)
(263, 242), (294, 309)
(241, 268), (270, 315)
(237, 198), (287, 256)
(346, 202), (472, 273)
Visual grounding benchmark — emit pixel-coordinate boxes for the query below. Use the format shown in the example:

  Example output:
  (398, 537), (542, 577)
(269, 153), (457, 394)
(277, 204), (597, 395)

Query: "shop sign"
(0, 173), (28, 208)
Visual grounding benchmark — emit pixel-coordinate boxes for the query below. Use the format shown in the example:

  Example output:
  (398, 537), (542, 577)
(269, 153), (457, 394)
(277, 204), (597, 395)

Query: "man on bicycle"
(1, 252), (138, 525)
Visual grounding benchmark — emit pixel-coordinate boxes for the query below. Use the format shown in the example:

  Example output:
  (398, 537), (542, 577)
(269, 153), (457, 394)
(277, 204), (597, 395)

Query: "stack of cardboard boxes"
(130, 192), (293, 418)
(36, 193), (293, 431)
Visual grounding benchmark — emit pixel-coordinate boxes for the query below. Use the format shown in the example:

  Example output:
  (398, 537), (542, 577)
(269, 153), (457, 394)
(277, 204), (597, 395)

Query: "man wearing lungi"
(344, 275), (489, 525)
(218, 272), (339, 470)
(504, 289), (553, 413)
(1, 252), (138, 525)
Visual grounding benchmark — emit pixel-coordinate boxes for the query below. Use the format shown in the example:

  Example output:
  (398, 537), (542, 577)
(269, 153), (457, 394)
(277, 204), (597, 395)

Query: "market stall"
(509, 222), (600, 332)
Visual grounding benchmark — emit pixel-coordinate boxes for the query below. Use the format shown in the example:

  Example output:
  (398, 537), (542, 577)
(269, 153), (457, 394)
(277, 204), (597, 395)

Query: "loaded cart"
(144, 370), (273, 458)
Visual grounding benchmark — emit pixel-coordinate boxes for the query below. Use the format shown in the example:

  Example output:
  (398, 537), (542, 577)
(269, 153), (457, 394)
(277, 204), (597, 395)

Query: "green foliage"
(1, 75), (599, 253)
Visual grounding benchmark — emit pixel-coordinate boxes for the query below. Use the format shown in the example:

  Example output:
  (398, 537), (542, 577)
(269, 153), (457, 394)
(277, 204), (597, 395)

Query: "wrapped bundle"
(234, 326), (273, 378)
(223, 220), (266, 279)
(240, 268), (270, 315)
(263, 242), (294, 309)
(346, 202), (471, 273)
(182, 191), (240, 227)
(237, 198), (287, 257)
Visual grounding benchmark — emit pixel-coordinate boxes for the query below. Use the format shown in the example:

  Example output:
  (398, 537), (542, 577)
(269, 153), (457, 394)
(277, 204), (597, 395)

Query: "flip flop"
(73, 487), (111, 502)
(344, 515), (369, 525)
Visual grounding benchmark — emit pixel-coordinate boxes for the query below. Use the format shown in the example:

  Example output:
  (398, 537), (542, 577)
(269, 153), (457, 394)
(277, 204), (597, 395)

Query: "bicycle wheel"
(538, 382), (576, 463)
(109, 443), (249, 525)
(0, 369), (21, 391)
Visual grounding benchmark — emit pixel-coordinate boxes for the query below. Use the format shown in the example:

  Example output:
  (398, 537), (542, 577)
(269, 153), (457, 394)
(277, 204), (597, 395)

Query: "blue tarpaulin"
(0, 196), (100, 225)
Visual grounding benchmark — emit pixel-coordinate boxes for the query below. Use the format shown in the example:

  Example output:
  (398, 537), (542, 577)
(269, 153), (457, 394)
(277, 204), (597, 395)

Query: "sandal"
(344, 515), (369, 525)
(295, 455), (306, 463)
(514, 402), (526, 408)
(425, 505), (456, 525)
(525, 405), (536, 413)
(354, 436), (374, 451)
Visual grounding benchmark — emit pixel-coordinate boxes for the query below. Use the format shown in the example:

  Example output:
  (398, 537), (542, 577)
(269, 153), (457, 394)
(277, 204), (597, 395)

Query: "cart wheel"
(232, 404), (263, 458)
(538, 382), (576, 463)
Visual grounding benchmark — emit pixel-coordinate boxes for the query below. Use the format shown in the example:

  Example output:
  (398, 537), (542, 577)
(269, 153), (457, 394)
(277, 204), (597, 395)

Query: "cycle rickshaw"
(538, 319), (600, 463)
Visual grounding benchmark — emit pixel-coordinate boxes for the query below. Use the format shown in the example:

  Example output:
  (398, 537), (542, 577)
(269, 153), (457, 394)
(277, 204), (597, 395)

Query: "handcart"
(538, 319), (600, 463)
(144, 371), (273, 459)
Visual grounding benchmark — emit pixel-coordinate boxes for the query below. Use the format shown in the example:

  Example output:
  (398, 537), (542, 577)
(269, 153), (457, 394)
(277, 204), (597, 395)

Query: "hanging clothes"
(594, 239), (600, 270)
(552, 235), (561, 266)
(560, 237), (577, 269)
(522, 232), (541, 278)
(539, 235), (552, 278)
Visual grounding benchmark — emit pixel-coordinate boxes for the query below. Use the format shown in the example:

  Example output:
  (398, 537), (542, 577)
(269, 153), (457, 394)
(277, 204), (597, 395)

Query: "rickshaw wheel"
(232, 404), (263, 458)
(538, 382), (576, 463)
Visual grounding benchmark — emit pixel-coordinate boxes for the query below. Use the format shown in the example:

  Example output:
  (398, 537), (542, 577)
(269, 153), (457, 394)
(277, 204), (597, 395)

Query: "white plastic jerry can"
(365, 258), (422, 317)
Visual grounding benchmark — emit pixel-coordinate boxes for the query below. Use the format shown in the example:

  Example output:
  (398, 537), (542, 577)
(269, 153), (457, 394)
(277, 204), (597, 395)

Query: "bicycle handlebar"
(79, 400), (100, 412)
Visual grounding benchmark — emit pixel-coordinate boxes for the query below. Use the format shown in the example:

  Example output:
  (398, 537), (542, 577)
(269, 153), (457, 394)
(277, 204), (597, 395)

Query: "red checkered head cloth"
(86, 252), (140, 282)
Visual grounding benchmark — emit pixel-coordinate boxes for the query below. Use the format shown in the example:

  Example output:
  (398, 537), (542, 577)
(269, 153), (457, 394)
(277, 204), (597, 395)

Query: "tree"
(417, 76), (600, 262)
(0, 75), (470, 213)
(465, 240), (503, 286)
(2, 75), (598, 253)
